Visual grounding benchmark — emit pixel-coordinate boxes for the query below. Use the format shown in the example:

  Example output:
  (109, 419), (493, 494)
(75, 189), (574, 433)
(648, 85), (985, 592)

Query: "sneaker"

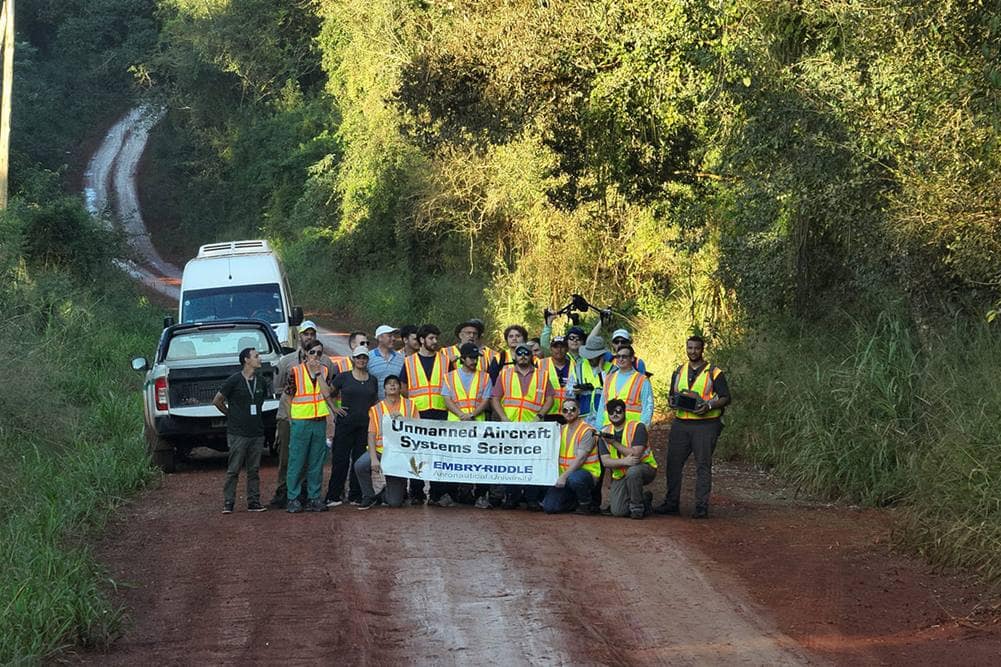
(307, 499), (329, 512)
(409, 496), (425, 506)
(287, 499), (303, 514)
(526, 502), (543, 512)
(692, 506), (709, 519)
(653, 502), (680, 516)
(222, 502), (234, 514)
(630, 509), (645, 520)
(349, 499), (362, 506)
(573, 503), (592, 515)
(600, 506), (613, 516)
(357, 496), (382, 510)
(474, 496), (491, 509)
(247, 501), (268, 512)
(435, 493), (455, 507)
(325, 498), (343, 508)
(268, 495), (287, 510)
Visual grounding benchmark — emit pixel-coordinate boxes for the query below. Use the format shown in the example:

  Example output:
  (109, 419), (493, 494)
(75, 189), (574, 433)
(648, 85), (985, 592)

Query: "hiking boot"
(247, 501), (268, 513)
(436, 493), (455, 507)
(574, 502), (593, 515)
(653, 502), (680, 516)
(630, 508), (645, 520)
(474, 496), (492, 509)
(222, 501), (234, 514)
(307, 499), (329, 512)
(287, 499), (303, 514)
(692, 506), (709, 519)
(268, 494), (287, 510)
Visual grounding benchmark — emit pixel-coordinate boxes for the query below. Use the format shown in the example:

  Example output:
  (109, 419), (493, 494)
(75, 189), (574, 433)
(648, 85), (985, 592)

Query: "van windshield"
(181, 284), (284, 324)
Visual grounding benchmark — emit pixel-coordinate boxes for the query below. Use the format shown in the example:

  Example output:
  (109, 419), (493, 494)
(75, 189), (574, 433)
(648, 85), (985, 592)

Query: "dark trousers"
(326, 420), (367, 502)
(417, 409), (454, 502)
(665, 419), (722, 510)
(224, 434), (264, 505)
(542, 470), (594, 513)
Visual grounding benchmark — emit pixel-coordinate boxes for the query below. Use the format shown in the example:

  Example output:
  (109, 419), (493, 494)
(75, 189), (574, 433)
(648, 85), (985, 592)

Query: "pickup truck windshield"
(181, 284), (284, 324)
(166, 328), (274, 361)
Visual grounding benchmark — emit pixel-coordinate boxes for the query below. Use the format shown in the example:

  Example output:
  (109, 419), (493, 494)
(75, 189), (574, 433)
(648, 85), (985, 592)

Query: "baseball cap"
(374, 324), (399, 337)
(611, 328), (632, 342)
(459, 342), (480, 358)
(299, 320), (318, 333)
(514, 344), (532, 356)
(550, 336), (569, 347)
(352, 344), (369, 357)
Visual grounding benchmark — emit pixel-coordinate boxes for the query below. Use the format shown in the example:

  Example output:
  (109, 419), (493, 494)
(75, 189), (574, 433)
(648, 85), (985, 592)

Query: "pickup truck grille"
(168, 365), (276, 407)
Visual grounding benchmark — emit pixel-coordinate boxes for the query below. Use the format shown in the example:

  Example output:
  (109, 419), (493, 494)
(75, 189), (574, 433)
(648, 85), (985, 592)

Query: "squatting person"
(597, 398), (657, 519)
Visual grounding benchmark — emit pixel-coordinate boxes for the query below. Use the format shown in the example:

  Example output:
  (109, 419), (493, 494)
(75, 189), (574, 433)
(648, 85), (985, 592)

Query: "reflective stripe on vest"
(325, 355), (351, 407)
(559, 420), (600, 478)
(369, 397), (417, 453)
(404, 351), (447, 411)
(607, 420), (657, 479)
(602, 370), (649, 426)
(445, 369), (488, 421)
(499, 366), (546, 422)
(445, 345), (496, 373)
(540, 358), (569, 414)
(673, 363), (722, 420)
(290, 364), (330, 420)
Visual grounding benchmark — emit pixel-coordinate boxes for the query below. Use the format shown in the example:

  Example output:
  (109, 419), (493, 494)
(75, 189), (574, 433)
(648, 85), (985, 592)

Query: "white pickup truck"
(131, 319), (283, 472)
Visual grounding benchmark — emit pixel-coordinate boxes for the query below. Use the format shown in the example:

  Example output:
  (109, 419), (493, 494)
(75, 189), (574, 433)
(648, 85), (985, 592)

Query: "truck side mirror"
(163, 316), (175, 329)
(131, 357), (149, 372)
(289, 306), (303, 327)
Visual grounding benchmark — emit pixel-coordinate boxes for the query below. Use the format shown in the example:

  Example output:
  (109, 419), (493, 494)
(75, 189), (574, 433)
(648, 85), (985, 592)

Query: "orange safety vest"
(368, 397), (417, 453)
(539, 357), (570, 415)
(403, 351), (447, 411)
(290, 364), (330, 420)
(606, 420), (657, 480)
(444, 368), (489, 421)
(673, 363), (723, 420)
(327, 355), (353, 374)
(498, 366), (547, 422)
(559, 420), (600, 479)
(602, 369), (650, 426)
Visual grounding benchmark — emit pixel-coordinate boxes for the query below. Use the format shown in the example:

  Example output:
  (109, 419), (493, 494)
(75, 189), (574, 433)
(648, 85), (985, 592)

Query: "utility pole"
(0, 0), (13, 210)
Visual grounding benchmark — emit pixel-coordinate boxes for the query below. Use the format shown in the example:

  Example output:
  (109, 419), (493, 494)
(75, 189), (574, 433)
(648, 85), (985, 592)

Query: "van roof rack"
(197, 240), (271, 258)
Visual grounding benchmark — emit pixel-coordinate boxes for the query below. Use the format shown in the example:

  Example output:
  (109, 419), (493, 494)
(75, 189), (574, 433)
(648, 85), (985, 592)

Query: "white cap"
(611, 328), (632, 342)
(352, 344), (370, 357)
(374, 324), (399, 337)
(299, 320), (318, 333)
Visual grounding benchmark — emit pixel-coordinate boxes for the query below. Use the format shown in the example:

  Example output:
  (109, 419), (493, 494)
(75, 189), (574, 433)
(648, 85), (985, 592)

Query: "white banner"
(380, 415), (560, 485)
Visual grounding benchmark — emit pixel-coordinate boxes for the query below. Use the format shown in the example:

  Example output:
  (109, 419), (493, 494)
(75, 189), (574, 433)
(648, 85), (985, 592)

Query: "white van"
(178, 240), (303, 348)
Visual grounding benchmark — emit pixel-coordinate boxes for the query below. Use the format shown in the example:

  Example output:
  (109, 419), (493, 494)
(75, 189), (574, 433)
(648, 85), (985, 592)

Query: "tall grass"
(719, 310), (1001, 580)
(0, 263), (160, 663)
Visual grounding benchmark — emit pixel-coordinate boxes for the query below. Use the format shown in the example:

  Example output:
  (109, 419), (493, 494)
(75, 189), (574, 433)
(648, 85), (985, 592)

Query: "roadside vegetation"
(141, 0), (1001, 582)
(1, 1), (162, 662)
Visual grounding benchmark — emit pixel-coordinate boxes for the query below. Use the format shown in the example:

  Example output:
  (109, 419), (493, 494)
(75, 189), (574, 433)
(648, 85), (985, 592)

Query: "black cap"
(550, 336), (569, 347)
(566, 326), (586, 338)
(459, 342), (480, 358)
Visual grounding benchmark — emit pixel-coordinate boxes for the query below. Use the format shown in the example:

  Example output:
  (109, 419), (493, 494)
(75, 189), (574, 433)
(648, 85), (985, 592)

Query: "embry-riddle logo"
(409, 457), (426, 477)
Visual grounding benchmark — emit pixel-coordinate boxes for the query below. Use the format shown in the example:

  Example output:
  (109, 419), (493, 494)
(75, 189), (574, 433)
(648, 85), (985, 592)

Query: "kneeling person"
(598, 398), (657, 519)
(355, 375), (418, 508)
(543, 397), (599, 514)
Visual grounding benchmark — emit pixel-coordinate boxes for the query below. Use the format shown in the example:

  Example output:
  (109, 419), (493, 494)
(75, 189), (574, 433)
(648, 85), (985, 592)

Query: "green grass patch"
(0, 224), (161, 662)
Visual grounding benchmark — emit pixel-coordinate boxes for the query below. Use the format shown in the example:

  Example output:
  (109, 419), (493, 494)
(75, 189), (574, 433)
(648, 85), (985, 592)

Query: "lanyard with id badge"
(245, 375), (259, 416)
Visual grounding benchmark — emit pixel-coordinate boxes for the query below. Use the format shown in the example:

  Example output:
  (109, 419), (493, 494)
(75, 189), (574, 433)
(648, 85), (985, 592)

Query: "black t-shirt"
(401, 352), (439, 387)
(219, 371), (270, 437)
(332, 371), (378, 425)
(597, 422), (648, 457)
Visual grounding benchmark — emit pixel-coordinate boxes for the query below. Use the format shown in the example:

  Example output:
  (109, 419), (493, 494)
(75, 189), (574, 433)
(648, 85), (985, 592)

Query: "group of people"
(213, 315), (730, 520)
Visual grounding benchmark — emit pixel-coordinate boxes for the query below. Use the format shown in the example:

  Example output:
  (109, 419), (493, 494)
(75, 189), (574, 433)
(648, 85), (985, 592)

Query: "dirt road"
(80, 458), (812, 666)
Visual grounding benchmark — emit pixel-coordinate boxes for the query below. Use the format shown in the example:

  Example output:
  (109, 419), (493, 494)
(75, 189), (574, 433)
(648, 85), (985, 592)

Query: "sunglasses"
(610, 406), (625, 414)
(515, 350), (533, 357)
(615, 354), (633, 360)
(561, 406), (578, 413)
(305, 349), (324, 357)
(567, 335), (583, 341)
(612, 338), (629, 344)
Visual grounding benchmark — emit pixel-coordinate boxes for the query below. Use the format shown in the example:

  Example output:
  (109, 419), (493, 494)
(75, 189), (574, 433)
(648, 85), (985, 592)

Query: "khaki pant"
(609, 463), (656, 516)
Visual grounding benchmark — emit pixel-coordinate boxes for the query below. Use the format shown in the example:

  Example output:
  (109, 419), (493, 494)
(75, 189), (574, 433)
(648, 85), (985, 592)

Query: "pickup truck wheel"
(145, 425), (176, 473)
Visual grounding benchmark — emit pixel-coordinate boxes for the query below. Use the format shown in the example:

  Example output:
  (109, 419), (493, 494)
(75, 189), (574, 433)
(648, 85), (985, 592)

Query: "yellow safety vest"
(445, 368), (488, 421)
(539, 358), (570, 415)
(498, 366), (547, 422)
(368, 397), (417, 453)
(290, 364), (330, 420)
(404, 351), (447, 411)
(606, 420), (657, 480)
(673, 363), (723, 420)
(559, 420), (600, 479)
(602, 370), (650, 426)
(444, 344), (497, 373)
